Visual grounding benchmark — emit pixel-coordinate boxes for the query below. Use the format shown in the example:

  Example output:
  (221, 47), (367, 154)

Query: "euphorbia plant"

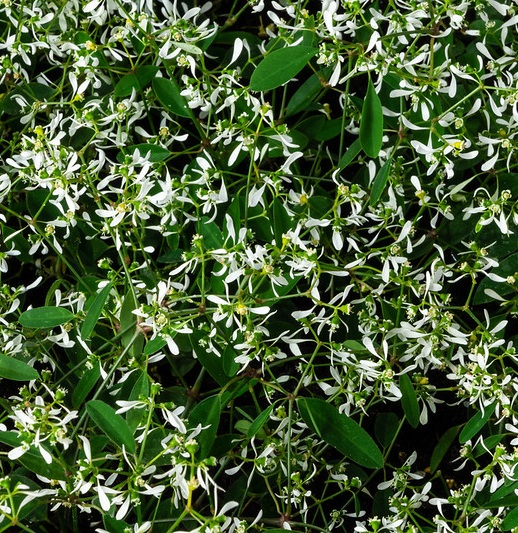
(1, 1), (518, 532)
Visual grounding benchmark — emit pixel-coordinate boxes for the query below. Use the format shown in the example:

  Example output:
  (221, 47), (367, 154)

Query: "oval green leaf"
(360, 77), (383, 158)
(297, 397), (383, 469)
(250, 45), (318, 91)
(19, 306), (74, 329)
(399, 373), (420, 428)
(86, 400), (136, 454)
(0, 355), (39, 381)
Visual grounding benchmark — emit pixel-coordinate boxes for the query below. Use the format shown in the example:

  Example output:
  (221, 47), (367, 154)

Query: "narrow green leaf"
(285, 68), (330, 117)
(86, 400), (136, 454)
(484, 481), (518, 509)
(19, 306), (74, 329)
(129, 370), (150, 402)
(473, 434), (503, 458)
(120, 289), (143, 358)
(0, 355), (39, 381)
(72, 363), (101, 408)
(103, 515), (128, 533)
(247, 404), (275, 439)
(297, 397), (383, 469)
(459, 403), (496, 443)
(360, 77), (383, 158)
(143, 336), (167, 356)
(399, 373), (420, 428)
(374, 412), (399, 448)
(81, 283), (112, 340)
(336, 138), (361, 172)
(430, 425), (460, 473)
(502, 507), (518, 531)
(222, 345), (239, 378)
(188, 395), (221, 459)
(152, 77), (192, 118)
(250, 46), (318, 91)
(369, 158), (391, 206)
(272, 197), (293, 248)
(126, 371), (150, 430)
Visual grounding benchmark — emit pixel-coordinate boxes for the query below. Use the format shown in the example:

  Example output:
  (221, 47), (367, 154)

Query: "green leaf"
(0, 432), (66, 480)
(374, 412), (399, 448)
(222, 345), (239, 378)
(103, 515), (128, 533)
(473, 252), (518, 304)
(19, 306), (74, 328)
(314, 118), (343, 141)
(399, 373), (420, 428)
(272, 197), (293, 248)
(250, 45), (318, 91)
(485, 481), (518, 509)
(118, 143), (171, 163)
(247, 404), (275, 439)
(143, 336), (167, 356)
(430, 425), (460, 473)
(188, 395), (221, 459)
(360, 77), (383, 158)
(114, 73), (140, 98)
(81, 283), (112, 340)
(285, 68), (330, 117)
(120, 289), (143, 358)
(369, 158), (391, 206)
(297, 397), (383, 469)
(2, 82), (54, 115)
(190, 330), (230, 386)
(72, 363), (101, 408)
(114, 65), (159, 97)
(459, 403), (496, 443)
(473, 434), (503, 458)
(86, 400), (136, 454)
(126, 371), (150, 430)
(200, 217), (224, 249)
(502, 507), (518, 531)
(153, 76), (193, 118)
(0, 355), (39, 381)
(336, 138), (361, 172)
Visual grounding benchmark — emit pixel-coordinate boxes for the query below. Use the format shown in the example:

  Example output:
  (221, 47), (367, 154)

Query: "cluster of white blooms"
(2, 0), (518, 531)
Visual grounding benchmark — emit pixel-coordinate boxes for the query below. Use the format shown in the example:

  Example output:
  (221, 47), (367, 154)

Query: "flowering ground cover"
(2, 0), (518, 531)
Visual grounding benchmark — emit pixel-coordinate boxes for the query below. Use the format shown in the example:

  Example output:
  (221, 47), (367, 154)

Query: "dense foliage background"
(2, 0), (518, 532)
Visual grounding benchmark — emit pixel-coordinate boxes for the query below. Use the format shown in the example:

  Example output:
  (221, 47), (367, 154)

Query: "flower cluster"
(2, 0), (518, 532)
